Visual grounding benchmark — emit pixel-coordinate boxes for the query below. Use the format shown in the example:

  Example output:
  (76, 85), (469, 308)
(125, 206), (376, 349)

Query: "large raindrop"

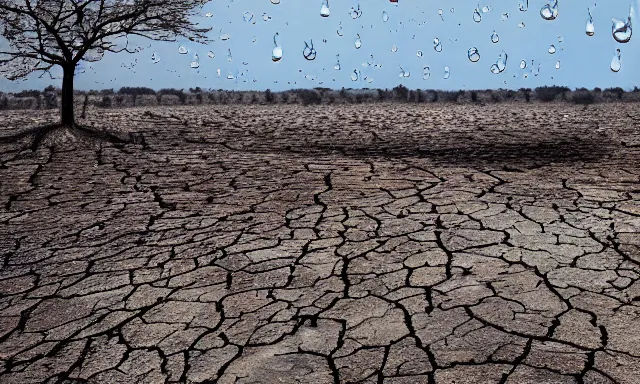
(586, 8), (595, 36)
(540, 0), (559, 20)
(320, 0), (330, 17)
(468, 47), (480, 62)
(272, 33), (283, 62)
(611, 48), (621, 72)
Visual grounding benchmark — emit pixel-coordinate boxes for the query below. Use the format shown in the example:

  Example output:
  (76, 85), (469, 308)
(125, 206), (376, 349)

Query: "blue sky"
(1, 0), (639, 92)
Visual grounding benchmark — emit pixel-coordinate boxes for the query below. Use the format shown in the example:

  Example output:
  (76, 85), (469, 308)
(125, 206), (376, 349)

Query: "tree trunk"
(60, 64), (75, 126)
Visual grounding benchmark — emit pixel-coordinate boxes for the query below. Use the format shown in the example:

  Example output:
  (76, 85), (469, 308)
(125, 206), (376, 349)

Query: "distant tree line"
(0, 85), (638, 110)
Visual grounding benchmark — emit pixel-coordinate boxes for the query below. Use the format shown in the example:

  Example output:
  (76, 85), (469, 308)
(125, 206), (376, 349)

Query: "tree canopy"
(0, 0), (211, 80)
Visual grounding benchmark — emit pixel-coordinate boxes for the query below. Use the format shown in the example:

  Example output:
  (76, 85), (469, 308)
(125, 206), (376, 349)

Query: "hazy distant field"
(1, 103), (639, 383)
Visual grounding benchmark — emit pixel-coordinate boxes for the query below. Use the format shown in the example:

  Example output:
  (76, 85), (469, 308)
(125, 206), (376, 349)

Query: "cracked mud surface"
(1, 103), (639, 384)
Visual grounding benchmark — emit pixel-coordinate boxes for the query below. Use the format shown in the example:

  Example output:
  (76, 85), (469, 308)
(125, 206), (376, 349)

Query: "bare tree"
(0, 0), (210, 145)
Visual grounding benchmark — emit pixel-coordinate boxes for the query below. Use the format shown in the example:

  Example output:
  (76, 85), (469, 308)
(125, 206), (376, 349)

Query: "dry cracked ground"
(1, 103), (640, 384)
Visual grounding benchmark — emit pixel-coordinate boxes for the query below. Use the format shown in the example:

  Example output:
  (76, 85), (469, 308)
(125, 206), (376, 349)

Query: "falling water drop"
(519, 0), (529, 12)
(491, 30), (499, 43)
(220, 33), (230, 41)
(207, 51), (215, 58)
(423, 66), (431, 80)
(540, 0), (559, 20)
(548, 45), (557, 54)
(351, 69), (359, 81)
(227, 49), (232, 62)
(483, 5), (491, 12)
(190, 52), (200, 68)
(586, 8), (595, 36)
(468, 47), (481, 62)
(473, 7), (482, 22)
(337, 22), (344, 36)
(272, 33), (283, 62)
(262, 12), (272, 21)
(558, 35), (564, 42)
(271, 0), (280, 4)
(355, 34), (362, 49)
(611, 48), (621, 72)
(520, 60), (527, 69)
(556, 60), (561, 69)
(491, 51), (508, 74)
(334, 54), (341, 70)
(178, 45), (188, 54)
(434, 38), (442, 52)
(151, 52), (161, 63)
(438, 9), (444, 21)
(502, 12), (509, 21)
(243, 12), (254, 22)
(303, 40), (317, 60)
(320, 0), (330, 17)
(382, 11), (389, 22)
(612, 13), (632, 43)
(391, 44), (398, 52)
(444, 66), (450, 79)
(417, 50), (423, 57)
(399, 66), (411, 78)
(518, 21), (526, 28)
(205, 12), (213, 17)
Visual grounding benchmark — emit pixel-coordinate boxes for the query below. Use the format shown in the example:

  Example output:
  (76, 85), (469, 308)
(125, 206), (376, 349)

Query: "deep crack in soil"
(0, 102), (639, 384)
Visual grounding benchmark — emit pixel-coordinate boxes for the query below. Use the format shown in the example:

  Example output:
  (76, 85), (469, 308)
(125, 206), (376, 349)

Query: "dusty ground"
(0, 103), (639, 384)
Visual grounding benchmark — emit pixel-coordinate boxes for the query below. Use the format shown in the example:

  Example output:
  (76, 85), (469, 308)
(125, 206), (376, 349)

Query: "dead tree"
(0, 0), (210, 147)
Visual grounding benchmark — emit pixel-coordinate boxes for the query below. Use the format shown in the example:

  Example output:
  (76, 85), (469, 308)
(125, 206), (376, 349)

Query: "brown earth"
(0, 103), (639, 383)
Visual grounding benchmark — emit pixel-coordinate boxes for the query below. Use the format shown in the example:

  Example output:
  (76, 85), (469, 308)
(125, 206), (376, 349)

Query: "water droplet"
(532, 60), (540, 76)
(227, 49), (232, 62)
(399, 66), (411, 78)
(320, 0), (330, 17)
(190, 52), (200, 68)
(416, 50), (423, 58)
(303, 40), (317, 60)
(422, 66), (431, 80)
(518, 21), (526, 28)
(473, 7), (482, 22)
(586, 8), (595, 36)
(272, 33), (283, 62)
(555, 60), (561, 69)
(468, 47), (481, 62)
(391, 44), (398, 52)
(558, 35), (564, 42)
(243, 12), (254, 22)
(151, 52), (161, 63)
(205, 12), (213, 17)
(491, 51), (508, 74)
(540, 0), (559, 20)
(351, 69), (359, 81)
(482, 5), (491, 13)
(438, 8), (444, 21)
(271, 0), (280, 4)
(548, 45), (557, 54)
(337, 22), (344, 36)
(520, 60), (527, 69)
(350, 4), (362, 19)
(612, 14), (632, 43)
(334, 54), (341, 70)
(444, 66), (450, 79)
(433, 38), (442, 52)
(178, 45), (188, 54)
(217, 69), (221, 77)
(502, 12), (509, 21)
(491, 30), (499, 43)
(611, 48), (621, 72)
(227, 73), (235, 80)
(220, 33), (230, 41)
(262, 12), (272, 21)
(519, 0), (529, 11)
(451, 8), (455, 13)
(207, 51), (215, 58)
(382, 11), (389, 22)
(355, 34), (362, 49)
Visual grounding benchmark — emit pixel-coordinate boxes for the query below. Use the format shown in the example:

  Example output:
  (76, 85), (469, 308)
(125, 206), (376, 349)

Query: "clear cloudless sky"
(1, 0), (639, 92)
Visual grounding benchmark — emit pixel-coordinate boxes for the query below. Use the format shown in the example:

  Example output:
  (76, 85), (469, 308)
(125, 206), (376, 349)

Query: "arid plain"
(1, 102), (639, 383)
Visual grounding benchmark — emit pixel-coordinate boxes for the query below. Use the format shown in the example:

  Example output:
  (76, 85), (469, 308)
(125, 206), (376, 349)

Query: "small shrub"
(393, 84), (409, 101)
(471, 91), (478, 103)
(99, 95), (112, 108)
(296, 89), (322, 106)
(265, 89), (275, 103)
(604, 87), (624, 100)
(571, 90), (595, 105)
(535, 86), (570, 102)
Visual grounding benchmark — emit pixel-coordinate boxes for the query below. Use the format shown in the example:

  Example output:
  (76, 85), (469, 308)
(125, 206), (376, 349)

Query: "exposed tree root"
(0, 122), (129, 151)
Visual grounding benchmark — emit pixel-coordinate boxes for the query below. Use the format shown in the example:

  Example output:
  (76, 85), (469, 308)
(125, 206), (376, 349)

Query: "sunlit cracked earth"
(1, 102), (640, 384)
